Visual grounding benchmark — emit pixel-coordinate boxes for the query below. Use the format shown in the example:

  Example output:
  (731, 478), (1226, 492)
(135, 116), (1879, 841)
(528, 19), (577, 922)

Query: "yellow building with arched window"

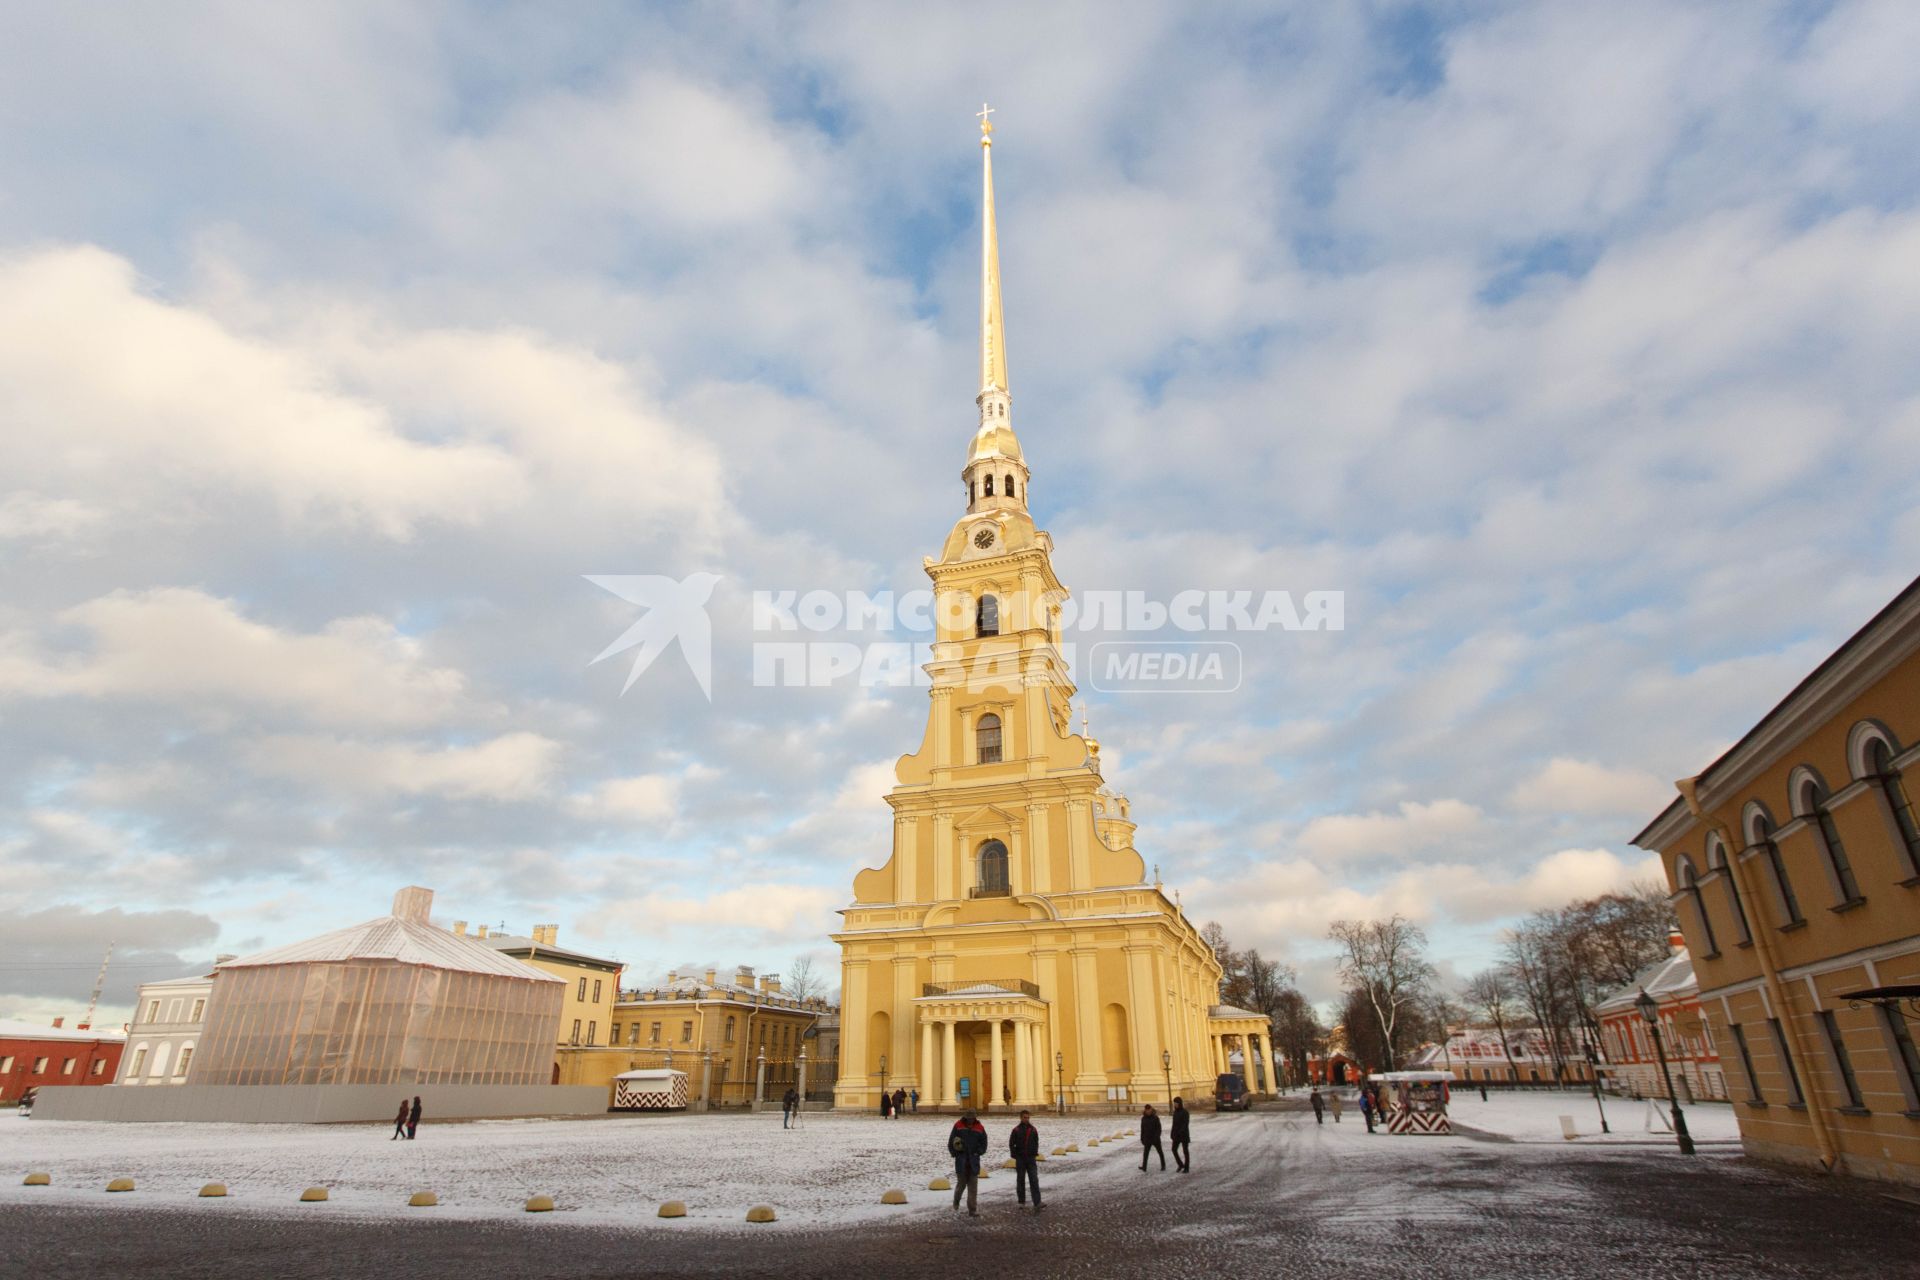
(831, 113), (1272, 1113)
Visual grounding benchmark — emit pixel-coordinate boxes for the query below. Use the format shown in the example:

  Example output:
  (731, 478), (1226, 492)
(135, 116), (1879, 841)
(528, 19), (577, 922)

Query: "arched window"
(1791, 767), (1861, 904)
(1744, 804), (1804, 926)
(977, 594), (999, 637)
(1864, 734), (1920, 872)
(977, 839), (1009, 893)
(976, 712), (1003, 764)
(1004, 474), (1015, 499)
(1675, 855), (1716, 958)
(1706, 835), (1751, 945)
(983, 474), (995, 497)
(969, 481), (976, 503)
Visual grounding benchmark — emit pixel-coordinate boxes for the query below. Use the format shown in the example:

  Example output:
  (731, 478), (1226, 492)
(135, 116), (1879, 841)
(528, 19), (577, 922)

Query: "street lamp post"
(1582, 1032), (1610, 1134)
(878, 1053), (888, 1115)
(1635, 988), (1694, 1156)
(1162, 1048), (1173, 1105)
(1055, 1051), (1065, 1117)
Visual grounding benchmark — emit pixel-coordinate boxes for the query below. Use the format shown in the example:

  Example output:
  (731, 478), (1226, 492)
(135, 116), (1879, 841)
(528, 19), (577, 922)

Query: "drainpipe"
(1677, 777), (1840, 1173)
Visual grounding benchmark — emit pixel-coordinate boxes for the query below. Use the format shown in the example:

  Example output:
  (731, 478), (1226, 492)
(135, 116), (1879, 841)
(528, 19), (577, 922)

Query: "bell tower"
(832, 111), (1245, 1116)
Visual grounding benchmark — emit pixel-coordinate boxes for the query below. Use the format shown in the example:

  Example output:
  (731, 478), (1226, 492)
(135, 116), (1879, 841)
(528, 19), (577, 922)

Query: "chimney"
(762, 974), (781, 994)
(452, 920), (467, 937)
(1668, 930), (1686, 955)
(546, 924), (560, 944)
(392, 886), (434, 924)
(667, 969), (679, 985)
(477, 924), (489, 938)
(704, 968), (718, 988)
(51, 1017), (64, 1028)
(735, 965), (755, 988)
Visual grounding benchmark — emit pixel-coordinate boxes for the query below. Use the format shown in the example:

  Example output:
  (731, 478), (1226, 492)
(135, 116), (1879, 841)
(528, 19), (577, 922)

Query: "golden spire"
(978, 102), (1008, 398)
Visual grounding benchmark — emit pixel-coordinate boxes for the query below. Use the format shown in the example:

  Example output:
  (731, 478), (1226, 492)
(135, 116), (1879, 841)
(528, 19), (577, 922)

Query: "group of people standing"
(1307, 1083), (1398, 1132)
(389, 1095), (422, 1139)
(879, 1086), (918, 1117)
(945, 1098), (1198, 1217)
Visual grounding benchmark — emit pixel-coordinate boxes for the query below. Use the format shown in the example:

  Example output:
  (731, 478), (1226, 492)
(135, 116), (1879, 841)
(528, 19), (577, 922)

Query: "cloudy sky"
(4, 1), (1918, 1024)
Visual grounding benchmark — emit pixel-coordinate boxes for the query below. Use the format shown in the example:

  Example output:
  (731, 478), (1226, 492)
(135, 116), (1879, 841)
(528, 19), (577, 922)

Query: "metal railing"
(921, 978), (1041, 999)
(968, 884), (1012, 898)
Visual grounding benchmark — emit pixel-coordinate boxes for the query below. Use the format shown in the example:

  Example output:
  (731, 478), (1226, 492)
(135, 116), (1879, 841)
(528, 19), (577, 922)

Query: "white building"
(116, 961), (229, 1085)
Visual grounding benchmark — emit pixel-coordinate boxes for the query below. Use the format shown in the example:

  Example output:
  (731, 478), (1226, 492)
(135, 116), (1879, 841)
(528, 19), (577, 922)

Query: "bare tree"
(785, 956), (823, 1003)
(1462, 968), (1524, 1083)
(1327, 916), (1435, 1071)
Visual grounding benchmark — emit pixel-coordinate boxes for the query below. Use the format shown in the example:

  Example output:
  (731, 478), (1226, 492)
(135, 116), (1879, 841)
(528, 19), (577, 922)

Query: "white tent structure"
(191, 887), (565, 1087)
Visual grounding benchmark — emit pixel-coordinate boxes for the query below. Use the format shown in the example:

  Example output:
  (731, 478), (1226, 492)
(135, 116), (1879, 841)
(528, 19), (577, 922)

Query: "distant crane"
(80, 941), (113, 1031)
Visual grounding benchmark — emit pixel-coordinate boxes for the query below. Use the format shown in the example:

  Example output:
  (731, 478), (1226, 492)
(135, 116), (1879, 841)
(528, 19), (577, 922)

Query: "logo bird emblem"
(586, 573), (721, 700)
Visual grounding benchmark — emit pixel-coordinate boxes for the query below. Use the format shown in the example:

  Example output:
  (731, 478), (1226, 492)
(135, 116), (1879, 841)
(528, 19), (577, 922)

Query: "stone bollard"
(199, 1183), (228, 1197)
(300, 1187), (329, 1202)
(745, 1205), (776, 1223)
(23, 1172), (51, 1186)
(1065, 1144), (1079, 1152)
(658, 1200), (687, 1218)
(408, 1191), (438, 1207)
(1050, 1147), (1069, 1156)
(928, 1176), (951, 1191)
(525, 1195), (555, 1213)
(881, 1189), (908, 1205)
(1001, 1158), (1017, 1169)
(106, 1178), (135, 1193)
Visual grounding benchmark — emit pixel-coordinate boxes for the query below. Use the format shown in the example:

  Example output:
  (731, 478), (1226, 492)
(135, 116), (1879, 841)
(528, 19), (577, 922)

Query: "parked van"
(1214, 1073), (1252, 1111)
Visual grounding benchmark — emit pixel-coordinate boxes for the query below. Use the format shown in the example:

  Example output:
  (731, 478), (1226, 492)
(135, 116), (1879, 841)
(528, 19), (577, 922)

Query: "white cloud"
(0, 588), (469, 729)
(249, 732), (564, 801)
(1506, 758), (1673, 818)
(0, 246), (524, 539)
(1296, 799), (1484, 862)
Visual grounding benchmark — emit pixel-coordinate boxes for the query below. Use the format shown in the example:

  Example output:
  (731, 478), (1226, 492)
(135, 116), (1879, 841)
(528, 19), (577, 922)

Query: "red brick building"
(0, 1017), (126, 1103)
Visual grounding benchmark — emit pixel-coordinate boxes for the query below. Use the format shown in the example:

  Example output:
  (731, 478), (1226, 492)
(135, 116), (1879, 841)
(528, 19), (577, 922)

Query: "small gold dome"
(968, 419), (1025, 466)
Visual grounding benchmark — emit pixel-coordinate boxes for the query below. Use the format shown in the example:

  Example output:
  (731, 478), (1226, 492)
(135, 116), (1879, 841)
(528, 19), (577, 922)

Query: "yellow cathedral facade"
(832, 111), (1273, 1113)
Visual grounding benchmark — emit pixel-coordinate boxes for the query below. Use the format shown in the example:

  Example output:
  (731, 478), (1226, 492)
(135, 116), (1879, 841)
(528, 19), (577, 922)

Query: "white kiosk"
(612, 1068), (690, 1111)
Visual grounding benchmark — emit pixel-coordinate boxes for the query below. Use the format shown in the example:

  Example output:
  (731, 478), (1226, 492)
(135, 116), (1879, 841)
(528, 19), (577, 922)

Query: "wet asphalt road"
(4, 1100), (1913, 1279)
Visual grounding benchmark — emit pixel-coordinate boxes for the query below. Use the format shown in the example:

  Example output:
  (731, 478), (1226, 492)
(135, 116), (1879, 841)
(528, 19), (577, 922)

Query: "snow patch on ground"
(1438, 1088), (1742, 1145)
(0, 1110), (1145, 1229)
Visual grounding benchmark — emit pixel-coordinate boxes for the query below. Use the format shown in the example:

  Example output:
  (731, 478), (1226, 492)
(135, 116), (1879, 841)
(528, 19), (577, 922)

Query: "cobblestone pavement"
(4, 1101), (1913, 1279)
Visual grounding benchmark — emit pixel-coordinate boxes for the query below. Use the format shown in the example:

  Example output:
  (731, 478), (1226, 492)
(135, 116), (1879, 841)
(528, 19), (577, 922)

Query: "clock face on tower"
(973, 526), (996, 550)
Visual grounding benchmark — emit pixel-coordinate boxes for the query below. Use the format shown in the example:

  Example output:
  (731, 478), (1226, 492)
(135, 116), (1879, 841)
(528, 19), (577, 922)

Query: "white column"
(921, 1019), (936, 1104)
(990, 1018), (1005, 1110)
(942, 1019), (958, 1105)
(1013, 1020), (1032, 1105)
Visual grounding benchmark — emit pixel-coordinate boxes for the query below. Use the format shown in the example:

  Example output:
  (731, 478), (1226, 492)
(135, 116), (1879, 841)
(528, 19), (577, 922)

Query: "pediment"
(952, 804), (1022, 834)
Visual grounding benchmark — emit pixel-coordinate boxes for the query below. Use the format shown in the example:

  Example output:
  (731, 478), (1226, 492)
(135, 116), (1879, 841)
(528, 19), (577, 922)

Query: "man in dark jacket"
(1169, 1097), (1191, 1172)
(391, 1098), (409, 1140)
(949, 1110), (989, 1215)
(1310, 1087), (1325, 1124)
(1139, 1104), (1165, 1171)
(1360, 1087), (1376, 1133)
(406, 1095), (422, 1139)
(1009, 1109), (1043, 1210)
(781, 1086), (798, 1129)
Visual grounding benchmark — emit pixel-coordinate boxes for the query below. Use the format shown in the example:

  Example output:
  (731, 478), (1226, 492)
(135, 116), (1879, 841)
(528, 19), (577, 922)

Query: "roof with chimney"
(0, 1018), (126, 1044)
(217, 887), (561, 983)
(1592, 942), (1698, 1016)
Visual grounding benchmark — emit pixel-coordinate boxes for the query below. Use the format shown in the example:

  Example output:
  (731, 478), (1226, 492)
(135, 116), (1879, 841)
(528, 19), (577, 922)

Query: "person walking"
(406, 1095), (422, 1139)
(390, 1098), (409, 1140)
(1010, 1108), (1043, 1210)
(1478, 1081), (1488, 1103)
(1139, 1104), (1166, 1171)
(948, 1109), (988, 1216)
(1309, 1087), (1325, 1124)
(781, 1086), (798, 1129)
(1170, 1097), (1191, 1172)
(1359, 1087), (1376, 1134)
(893, 1087), (907, 1118)
(881, 1090), (892, 1119)
(910, 1087), (919, 1114)
(1328, 1090), (1343, 1123)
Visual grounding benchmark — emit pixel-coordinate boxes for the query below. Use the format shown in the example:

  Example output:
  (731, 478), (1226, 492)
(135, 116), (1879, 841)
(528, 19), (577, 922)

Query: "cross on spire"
(977, 101), (995, 137)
